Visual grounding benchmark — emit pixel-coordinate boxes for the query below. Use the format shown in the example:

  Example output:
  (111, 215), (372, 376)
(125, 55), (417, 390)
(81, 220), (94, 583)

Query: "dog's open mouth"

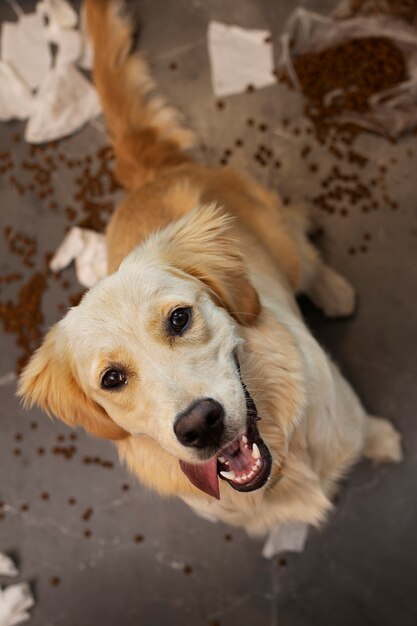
(179, 383), (272, 500)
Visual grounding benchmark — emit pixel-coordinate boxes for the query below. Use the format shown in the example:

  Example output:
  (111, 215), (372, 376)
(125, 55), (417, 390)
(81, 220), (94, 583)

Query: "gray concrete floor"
(1, 1), (417, 625)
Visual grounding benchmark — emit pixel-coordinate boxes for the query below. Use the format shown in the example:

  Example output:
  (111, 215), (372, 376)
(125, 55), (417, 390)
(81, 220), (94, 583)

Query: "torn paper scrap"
(0, 554), (18, 578)
(207, 21), (275, 98)
(0, 61), (33, 122)
(37, 0), (78, 31)
(25, 64), (101, 144)
(51, 29), (82, 67)
(0, 583), (35, 626)
(78, 5), (94, 71)
(1, 13), (51, 90)
(262, 522), (309, 559)
(49, 227), (107, 289)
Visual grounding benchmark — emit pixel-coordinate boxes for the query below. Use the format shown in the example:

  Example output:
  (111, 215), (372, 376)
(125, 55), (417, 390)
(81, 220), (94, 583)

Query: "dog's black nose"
(174, 398), (225, 449)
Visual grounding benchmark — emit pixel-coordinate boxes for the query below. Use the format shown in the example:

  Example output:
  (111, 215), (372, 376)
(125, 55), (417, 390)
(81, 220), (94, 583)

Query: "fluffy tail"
(84, 0), (196, 190)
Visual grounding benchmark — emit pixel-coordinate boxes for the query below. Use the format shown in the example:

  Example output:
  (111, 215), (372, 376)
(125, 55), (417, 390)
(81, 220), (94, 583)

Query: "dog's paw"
(308, 265), (356, 318)
(363, 416), (403, 464)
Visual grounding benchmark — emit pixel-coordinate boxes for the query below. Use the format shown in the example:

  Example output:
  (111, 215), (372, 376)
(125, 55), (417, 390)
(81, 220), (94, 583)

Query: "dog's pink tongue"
(179, 457), (220, 500)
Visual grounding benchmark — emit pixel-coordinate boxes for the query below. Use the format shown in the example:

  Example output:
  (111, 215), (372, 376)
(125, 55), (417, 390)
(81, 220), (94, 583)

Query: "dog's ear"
(144, 205), (260, 326)
(18, 325), (128, 440)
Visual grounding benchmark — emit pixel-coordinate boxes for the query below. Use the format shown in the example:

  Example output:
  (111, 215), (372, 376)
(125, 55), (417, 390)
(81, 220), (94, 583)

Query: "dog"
(18, 0), (402, 539)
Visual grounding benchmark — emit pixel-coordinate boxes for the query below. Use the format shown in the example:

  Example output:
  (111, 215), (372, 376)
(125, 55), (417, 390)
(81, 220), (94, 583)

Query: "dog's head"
(18, 206), (273, 499)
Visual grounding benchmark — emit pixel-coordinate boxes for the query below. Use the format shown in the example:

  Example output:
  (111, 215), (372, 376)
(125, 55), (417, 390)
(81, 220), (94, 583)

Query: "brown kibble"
(216, 100), (225, 110)
(309, 163), (318, 173)
(274, 160), (282, 169)
(134, 534), (144, 544)
(69, 433), (77, 441)
(183, 564), (193, 575)
(13, 448), (22, 456)
(224, 533), (233, 541)
(363, 232), (371, 241)
(360, 245), (368, 253)
(264, 35), (272, 44)
(258, 123), (268, 132)
(121, 483), (130, 492)
(246, 117), (254, 126)
(20, 503), (29, 512)
(82, 507), (93, 521)
(57, 434), (65, 442)
(235, 138), (243, 147)
(68, 497), (76, 505)
(169, 61), (177, 71)
(30, 421), (38, 430)
(101, 460), (114, 469)
(49, 576), (61, 587)
(224, 149), (232, 157)
(340, 208), (348, 217)
(278, 557), (287, 567)
(348, 247), (356, 255)
(246, 83), (255, 93)
(84, 529), (92, 538)
(41, 492), (50, 501)
(37, 447), (45, 456)
(15, 433), (23, 442)
(83, 456), (92, 465)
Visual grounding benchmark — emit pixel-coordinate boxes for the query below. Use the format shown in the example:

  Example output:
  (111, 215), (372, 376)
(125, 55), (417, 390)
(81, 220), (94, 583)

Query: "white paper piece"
(37, 0), (78, 30)
(52, 29), (82, 66)
(0, 61), (33, 121)
(49, 227), (107, 288)
(78, 6), (93, 70)
(0, 583), (34, 626)
(0, 554), (18, 578)
(262, 522), (309, 559)
(25, 64), (101, 144)
(1, 13), (51, 90)
(207, 21), (275, 98)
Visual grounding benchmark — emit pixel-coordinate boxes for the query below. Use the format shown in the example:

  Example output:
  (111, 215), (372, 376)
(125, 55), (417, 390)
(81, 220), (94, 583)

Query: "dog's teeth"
(241, 435), (248, 444)
(218, 456), (226, 463)
(241, 474), (247, 480)
(251, 443), (261, 459)
(235, 476), (242, 482)
(248, 471), (254, 479)
(220, 470), (236, 480)
(256, 458), (261, 467)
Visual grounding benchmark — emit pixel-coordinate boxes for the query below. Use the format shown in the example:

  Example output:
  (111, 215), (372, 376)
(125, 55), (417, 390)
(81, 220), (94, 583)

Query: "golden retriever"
(18, 0), (402, 538)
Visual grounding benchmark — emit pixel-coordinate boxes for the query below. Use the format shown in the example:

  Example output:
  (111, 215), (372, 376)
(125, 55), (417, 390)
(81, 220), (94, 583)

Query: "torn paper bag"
(25, 64), (101, 144)
(49, 227), (107, 289)
(0, 583), (35, 626)
(0, 61), (33, 122)
(1, 12), (51, 90)
(262, 522), (309, 559)
(207, 21), (275, 97)
(0, 554), (18, 578)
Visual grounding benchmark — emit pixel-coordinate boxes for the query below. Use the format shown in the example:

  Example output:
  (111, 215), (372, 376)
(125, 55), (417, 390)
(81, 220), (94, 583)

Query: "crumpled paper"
(37, 0), (78, 32)
(0, 554), (18, 578)
(262, 521), (309, 559)
(25, 64), (101, 144)
(0, 61), (33, 121)
(207, 21), (275, 97)
(0, 1), (99, 141)
(0, 553), (35, 626)
(0, 583), (35, 626)
(1, 12), (51, 90)
(49, 226), (107, 288)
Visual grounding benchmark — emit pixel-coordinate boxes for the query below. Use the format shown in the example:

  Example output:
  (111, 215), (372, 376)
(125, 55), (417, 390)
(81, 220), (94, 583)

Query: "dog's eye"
(101, 369), (127, 390)
(168, 307), (192, 334)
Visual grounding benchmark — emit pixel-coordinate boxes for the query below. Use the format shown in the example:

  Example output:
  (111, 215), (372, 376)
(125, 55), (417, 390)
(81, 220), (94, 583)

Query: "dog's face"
(19, 207), (273, 499)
